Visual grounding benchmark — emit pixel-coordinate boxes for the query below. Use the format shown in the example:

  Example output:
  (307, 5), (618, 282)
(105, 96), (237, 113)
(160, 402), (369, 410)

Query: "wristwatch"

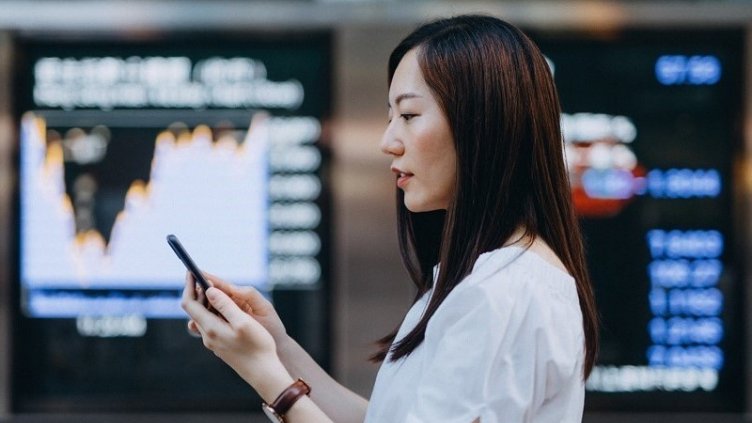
(262, 378), (311, 422)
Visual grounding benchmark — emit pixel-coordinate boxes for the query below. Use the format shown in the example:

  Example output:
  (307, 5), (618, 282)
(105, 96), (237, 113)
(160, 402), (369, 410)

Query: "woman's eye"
(401, 114), (417, 121)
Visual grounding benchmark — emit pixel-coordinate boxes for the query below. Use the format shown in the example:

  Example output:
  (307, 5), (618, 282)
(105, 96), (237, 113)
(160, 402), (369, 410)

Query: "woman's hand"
(182, 275), (338, 423)
(181, 276), (292, 396)
(185, 272), (288, 348)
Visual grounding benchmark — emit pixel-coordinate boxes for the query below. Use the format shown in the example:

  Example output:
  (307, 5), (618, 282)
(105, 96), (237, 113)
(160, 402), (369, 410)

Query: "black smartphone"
(166, 234), (211, 291)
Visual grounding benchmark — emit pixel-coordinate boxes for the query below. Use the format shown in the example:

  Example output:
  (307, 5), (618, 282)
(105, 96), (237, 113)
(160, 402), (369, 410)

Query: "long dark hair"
(371, 15), (599, 379)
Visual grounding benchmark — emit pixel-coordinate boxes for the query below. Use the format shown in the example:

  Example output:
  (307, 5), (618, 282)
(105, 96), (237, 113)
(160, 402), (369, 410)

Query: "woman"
(182, 15), (598, 423)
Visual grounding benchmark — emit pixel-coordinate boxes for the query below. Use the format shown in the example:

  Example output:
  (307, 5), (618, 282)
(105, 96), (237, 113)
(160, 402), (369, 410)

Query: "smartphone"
(166, 234), (211, 291)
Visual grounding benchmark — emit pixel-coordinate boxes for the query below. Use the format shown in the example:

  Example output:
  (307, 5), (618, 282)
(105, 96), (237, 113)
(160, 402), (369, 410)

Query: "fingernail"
(206, 287), (218, 301)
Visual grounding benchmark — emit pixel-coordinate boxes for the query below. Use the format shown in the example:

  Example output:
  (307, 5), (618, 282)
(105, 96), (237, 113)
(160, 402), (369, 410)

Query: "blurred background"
(0, 0), (751, 422)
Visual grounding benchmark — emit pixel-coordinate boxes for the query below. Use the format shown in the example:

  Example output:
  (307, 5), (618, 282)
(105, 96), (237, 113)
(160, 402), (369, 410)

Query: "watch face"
(262, 403), (284, 422)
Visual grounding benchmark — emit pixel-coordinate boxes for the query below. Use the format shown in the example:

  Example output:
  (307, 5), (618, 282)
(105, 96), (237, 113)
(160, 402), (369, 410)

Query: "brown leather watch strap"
(269, 378), (311, 418)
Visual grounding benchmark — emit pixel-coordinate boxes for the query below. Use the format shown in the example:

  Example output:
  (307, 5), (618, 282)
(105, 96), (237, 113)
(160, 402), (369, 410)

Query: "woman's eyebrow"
(388, 92), (423, 108)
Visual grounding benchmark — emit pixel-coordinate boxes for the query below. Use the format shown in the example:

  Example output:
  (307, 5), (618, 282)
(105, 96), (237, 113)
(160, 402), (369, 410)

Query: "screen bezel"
(9, 29), (334, 413)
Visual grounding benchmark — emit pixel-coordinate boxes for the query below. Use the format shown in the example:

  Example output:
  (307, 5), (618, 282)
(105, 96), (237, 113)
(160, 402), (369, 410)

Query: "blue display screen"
(535, 29), (744, 412)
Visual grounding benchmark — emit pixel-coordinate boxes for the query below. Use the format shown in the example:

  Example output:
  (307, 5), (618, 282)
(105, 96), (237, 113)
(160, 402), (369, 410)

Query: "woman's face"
(381, 49), (457, 212)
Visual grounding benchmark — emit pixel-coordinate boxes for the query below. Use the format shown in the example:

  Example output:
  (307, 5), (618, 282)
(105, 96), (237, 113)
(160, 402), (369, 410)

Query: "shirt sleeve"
(403, 275), (583, 423)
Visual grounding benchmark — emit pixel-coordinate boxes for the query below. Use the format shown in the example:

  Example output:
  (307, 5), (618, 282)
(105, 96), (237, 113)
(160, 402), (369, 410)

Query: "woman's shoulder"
(459, 242), (579, 307)
(424, 242), (584, 352)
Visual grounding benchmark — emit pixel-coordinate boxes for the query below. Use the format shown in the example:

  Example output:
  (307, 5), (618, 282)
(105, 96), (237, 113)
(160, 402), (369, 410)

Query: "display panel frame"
(9, 29), (334, 413)
(528, 27), (747, 412)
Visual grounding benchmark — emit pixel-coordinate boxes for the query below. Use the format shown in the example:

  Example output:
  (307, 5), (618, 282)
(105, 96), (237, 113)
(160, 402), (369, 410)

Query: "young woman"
(182, 15), (598, 423)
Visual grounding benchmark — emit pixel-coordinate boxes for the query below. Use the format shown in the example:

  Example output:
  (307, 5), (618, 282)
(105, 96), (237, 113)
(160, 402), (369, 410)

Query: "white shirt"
(364, 245), (585, 423)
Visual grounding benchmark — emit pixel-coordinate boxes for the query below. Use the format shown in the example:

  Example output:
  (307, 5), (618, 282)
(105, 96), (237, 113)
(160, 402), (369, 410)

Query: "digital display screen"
(534, 30), (744, 411)
(20, 110), (270, 318)
(12, 34), (332, 411)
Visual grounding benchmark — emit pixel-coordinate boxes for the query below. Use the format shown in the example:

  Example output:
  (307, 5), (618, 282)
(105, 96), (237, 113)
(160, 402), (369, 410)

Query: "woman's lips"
(391, 167), (413, 189)
(396, 172), (413, 188)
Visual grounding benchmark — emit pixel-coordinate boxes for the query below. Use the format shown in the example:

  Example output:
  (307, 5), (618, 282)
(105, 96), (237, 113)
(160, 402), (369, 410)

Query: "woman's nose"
(380, 125), (404, 156)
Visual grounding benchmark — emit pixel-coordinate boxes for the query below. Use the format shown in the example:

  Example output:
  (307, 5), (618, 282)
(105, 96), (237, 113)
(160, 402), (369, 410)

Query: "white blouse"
(364, 245), (585, 423)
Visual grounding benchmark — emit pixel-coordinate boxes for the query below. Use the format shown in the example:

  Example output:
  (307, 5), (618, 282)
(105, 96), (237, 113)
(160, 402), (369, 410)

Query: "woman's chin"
(403, 197), (425, 213)
(403, 197), (445, 213)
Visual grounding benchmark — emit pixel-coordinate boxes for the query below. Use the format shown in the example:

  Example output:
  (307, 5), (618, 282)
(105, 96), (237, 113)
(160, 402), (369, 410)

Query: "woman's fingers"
(203, 273), (270, 315)
(182, 272), (197, 303)
(186, 320), (203, 338)
(203, 272), (228, 290)
(182, 276), (227, 332)
(205, 287), (254, 329)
